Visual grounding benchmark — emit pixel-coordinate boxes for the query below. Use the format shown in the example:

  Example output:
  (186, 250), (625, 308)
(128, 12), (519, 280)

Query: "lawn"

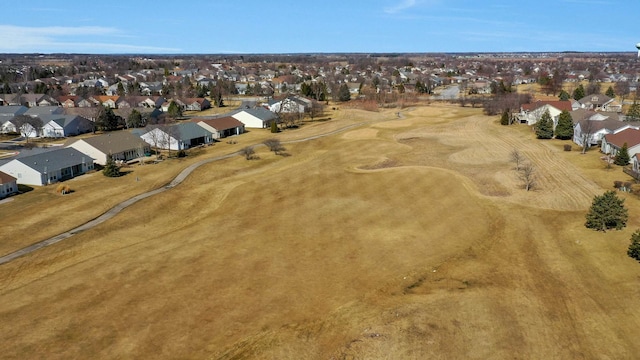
(1, 103), (640, 359)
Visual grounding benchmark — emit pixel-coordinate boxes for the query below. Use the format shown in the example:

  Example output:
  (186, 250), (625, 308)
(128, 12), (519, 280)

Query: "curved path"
(0, 119), (376, 265)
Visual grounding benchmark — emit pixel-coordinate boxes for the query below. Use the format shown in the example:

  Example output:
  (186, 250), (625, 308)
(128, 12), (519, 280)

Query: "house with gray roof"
(228, 107), (277, 129)
(65, 131), (151, 165)
(41, 115), (94, 138)
(0, 147), (94, 186)
(139, 122), (213, 150)
(24, 106), (64, 117)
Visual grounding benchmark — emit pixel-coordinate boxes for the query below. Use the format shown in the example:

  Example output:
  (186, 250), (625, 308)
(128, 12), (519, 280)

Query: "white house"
(65, 131), (150, 165)
(572, 110), (628, 148)
(140, 123), (213, 150)
(192, 116), (245, 139)
(518, 101), (573, 127)
(229, 108), (278, 129)
(267, 96), (307, 114)
(41, 115), (94, 138)
(0, 148), (94, 186)
(0, 171), (18, 198)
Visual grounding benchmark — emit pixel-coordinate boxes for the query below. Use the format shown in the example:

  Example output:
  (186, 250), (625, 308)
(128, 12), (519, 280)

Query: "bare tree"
(580, 120), (595, 154)
(518, 162), (536, 191)
(239, 146), (255, 160)
(510, 148), (524, 171)
(263, 138), (285, 155)
(12, 115), (42, 143)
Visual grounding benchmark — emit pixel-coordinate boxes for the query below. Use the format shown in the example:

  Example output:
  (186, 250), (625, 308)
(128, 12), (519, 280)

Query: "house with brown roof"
(89, 95), (120, 108)
(0, 171), (17, 198)
(191, 116), (245, 139)
(57, 96), (80, 108)
(65, 131), (150, 165)
(601, 128), (640, 163)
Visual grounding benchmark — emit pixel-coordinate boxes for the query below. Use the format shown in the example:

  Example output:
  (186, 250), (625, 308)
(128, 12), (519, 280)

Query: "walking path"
(0, 118), (380, 265)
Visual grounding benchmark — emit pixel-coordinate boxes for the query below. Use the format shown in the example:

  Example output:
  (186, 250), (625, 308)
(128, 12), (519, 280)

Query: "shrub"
(614, 181), (623, 189)
(563, 144), (572, 151)
(56, 184), (71, 194)
(628, 230), (640, 261)
(177, 150), (186, 158)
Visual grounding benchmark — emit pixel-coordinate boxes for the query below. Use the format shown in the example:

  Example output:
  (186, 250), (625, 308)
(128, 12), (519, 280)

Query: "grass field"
(1, 103), (640, 359)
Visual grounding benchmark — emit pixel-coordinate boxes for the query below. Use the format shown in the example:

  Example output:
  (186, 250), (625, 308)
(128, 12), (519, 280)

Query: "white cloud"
(0, 25), (179, 53)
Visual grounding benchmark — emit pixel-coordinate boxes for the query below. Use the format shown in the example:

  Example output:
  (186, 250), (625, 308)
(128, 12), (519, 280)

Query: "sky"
(1, 0), (638, 54)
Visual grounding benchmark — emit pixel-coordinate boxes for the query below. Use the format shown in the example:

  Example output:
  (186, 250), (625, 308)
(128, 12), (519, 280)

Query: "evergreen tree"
(573, 84), (585, 100)
(535, 109), (554, 139)
(270, 120), (278, 133)
(605, 86), (615, 98)
(338, 83), (351, 102)
(555, 110), (574, 140)
(102, 154), (121, 177)
(96, 106), (120, 131)
(500, 109), (510, 125)
(167, 101), (182, 119)
(585, 190), (628, 232)
(558, 90), (570, 101)
(614, 142), (630, 166)
(628, 230), (640, 261)
(127, 109), (143, 128)
(626, 102), (640, 122)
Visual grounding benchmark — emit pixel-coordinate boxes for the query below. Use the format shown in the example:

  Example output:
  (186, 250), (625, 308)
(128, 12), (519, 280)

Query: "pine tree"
(270, 120), (278, 133)
(103, 154), (121, 177)
(585, 190), (628, 232)
(558, 90), (570, 101)
(628, 230), (640, 261)
(626, 102), (640, 122)
(614, 142), (630, 166)
(338, 84), (351, 102)
(605, 86), (615, 98)
(573, 84), (585, 100)
(555, 110), (574, 140)
(535, 110), (554, 139)
(500, 109), (510, 125)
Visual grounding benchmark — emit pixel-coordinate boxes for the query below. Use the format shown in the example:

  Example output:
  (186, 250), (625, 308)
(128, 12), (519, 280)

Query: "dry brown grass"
(2, 103), (640, 359)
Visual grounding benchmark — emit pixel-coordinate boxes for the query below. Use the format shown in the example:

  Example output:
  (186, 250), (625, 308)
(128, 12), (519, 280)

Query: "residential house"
(65, 131), (150, 165)
(0, 106), (28, 133)
(41, 115), (94, 138)
(24, 106), (64, 117)
(57, 96), (80, 108)
(229, 107), (278, 129)
(267, 96), (307, 114)
(191, 116), (245, 139)
(0, 147), (94, 186)
(578, 94), (621, 112)
(140, 122), (214, 150)
(89, 95), (120, 109)
(518, 100), (574, 127)
(572, 109), (630, 147)
(0, 171), (18, 198)
(182, 98), (211, 111)
(601, 128), (640, 164)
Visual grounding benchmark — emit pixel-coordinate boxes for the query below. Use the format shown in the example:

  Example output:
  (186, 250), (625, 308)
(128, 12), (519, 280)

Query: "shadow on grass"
(18, 184), (34, 193)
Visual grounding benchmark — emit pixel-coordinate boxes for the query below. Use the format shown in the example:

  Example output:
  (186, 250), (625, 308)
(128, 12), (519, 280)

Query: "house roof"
(9, 147), (93, 173)
(579, 93), (612, 106)
(0, 106), (28, 117)
(229, 107), (277, 121)
(0, 171), (16, 184)
(66, 131), (149, 153)
(521, 100), (573, 112)
(604, 128), (640, 148)
(24, 106), (64, 116)
(192, 116), (244, 131)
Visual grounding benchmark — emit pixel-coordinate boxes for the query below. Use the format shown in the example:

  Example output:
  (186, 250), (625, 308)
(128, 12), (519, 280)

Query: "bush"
(614, 181), (623, 189)
(563, 144), (572, 151)
(56, 184), (71, 194)
(628, 230), (640, 261)
(177, 150), (186, 158)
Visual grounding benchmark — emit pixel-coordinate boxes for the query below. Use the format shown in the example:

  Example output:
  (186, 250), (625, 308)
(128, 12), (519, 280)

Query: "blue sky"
(1, 0), (638, 54)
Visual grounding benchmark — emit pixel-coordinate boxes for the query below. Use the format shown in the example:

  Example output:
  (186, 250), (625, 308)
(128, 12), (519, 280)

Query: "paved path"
(0, 118), (382, 266)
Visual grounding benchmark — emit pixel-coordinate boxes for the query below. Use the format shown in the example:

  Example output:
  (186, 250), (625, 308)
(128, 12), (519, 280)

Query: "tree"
(126, 109), (144, 128)
(167, 101), (183, 119)
(580, 119), (595, 154)
(535, 109), (554, 139)
(95, 106), (120, 131)
(500, 109), (510, 125)
(605, 86), (615, 98)
(270, 120), (279, 133)
(615, 81), (630, 104)
(338, 83), (351, 102)
(239, 146), (255, 160)
(102, 154), (121, 177)
(573, 84), (585, 100)
(626, 102), (640, 122)
(628, 230), (640, 261)
(510, 148), (524, 171)
(263, 138), (285, 155)
(518, 162), (536, 191)
(555, 110), (573, 140)
(614, 142), (630, 166)
(558, 90), (570, 101)
(585, 190), (628, 232)
(12, 115), (42, 143)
